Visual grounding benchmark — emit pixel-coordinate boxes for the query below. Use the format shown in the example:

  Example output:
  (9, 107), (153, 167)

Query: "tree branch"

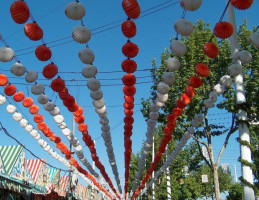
(215, 112), (238, 166)
(194, 138), (212, 168)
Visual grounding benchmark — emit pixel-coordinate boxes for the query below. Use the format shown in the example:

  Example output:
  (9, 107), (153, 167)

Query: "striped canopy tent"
(57, 176), (68, 197)
(0, 145), (23, 176)
(27, 159), (45, 183)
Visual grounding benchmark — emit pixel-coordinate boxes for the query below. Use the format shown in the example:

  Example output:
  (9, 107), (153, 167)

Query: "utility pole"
(226, 2), (255, 199)
(152, 136), (155, 200)
(234, 164), (238, 183)
(69, 118), (76, 200)
(166, 146), (171, 200)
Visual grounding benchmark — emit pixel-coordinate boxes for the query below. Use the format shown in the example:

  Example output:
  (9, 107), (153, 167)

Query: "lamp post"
(176, 176), (184, 200)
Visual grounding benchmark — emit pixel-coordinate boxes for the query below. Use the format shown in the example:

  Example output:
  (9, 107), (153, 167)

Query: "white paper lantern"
(38, 94), (49, 104)
(25, 70), (38, 83)
(194, 113), (203, 122)
(180, 0), (202, 11)
(44, 145), (51, 152)
(25, 124), (33, 132)
(204, 99), (214, 108)
(90, 89), (103, 100)
(11, 62), (26, 76)
(30, 129), (39, 138)
(174, 19), (194, 36)
(166, 57), (180, 71)
(146, 131), (154, 138)
(49, 106), (60, 116)
(0, 47), (15, 62)
(154, 100), (164, 108)
(150, 104), (160, 112)
(95, 106), (106, 114)
(220, 75), (232, 88)
(59, 122), (67, 129)
(75, 145), (83, 152)
(92, 99), (105, 108)
(62, 128), (71, 136)
(228, 64), (242, 77)
(82, 64), (97, 78)
(102, 132), (110, 139)
(71, 138), (78, 146)
(38, 139), (44, 146)
(162, 72), (175, 86)
(149, 112), (159, 120)
(54, 114), (64, 124)
(0, 95), (6, 105)
(19, 118), (28, 128)
(147, 126), (156, 133)
(157, 82), (169, 95)
(146, 137), (153, 144)
(213, 84), (225, 95)
(65, 2), (85, 20)
(43, 101), (55, 111)
(187, 127), (195, 134)
(76, 151), (84, 159)
(34, 134), (40, 140)
(87, 78), (100, 91)
(13, 112), (22, 121)
(209, 91), (217, 103)
(170, 40), (187, 57)
(191, 119), (200, 127)
(31, 83), (45, 95)
(72, 26), (91, 44)
(248, 32), (259, 48)
(236, 50), (252, 64)
(100, 118), (109, 125)
(101, 125), (110, 132)
(79, 48), (95, 64)
(147, 119), (156, 127)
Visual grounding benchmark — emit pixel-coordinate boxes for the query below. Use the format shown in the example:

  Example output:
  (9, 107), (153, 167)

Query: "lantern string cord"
(219, 0), (231, 22)
(0, 121), (69, 172)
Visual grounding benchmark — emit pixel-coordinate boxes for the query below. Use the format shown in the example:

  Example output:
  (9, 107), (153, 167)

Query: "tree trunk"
(212, 165), (221, 200)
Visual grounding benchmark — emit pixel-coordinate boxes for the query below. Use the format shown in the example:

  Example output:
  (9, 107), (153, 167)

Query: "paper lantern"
(231, 0), (253, 10)
(0, 95), (6, 105)
(121, 59), (137, 73)
(51, 78), (65, 92)
(123, 86), (136, 96)
(176, 99), (187, 109)
(25, 70), (38, 83)
(180, 0), (202, 11)
(37, 122), (47, 131)
(68, 103), (79, 112)
(31, 130), (39, 138)
(63, 95), (75, 107)
(204, 99), (214, 108)
(13, 112), (22, 121)
(55, 137), (62, 144)
(62, 128), (70, 136)
(79, 48), (95, 64)
(25, 124), (33, 132)
(203, 42), (218, 58)
(236, 50), (252, 64)
(166, 57), (180, 71)
(43, 101), (55, 111)
(43, 63), (58, 79)
(29, 104), (39, 114)
(58, 88), (68, 100)
(75, 115), (85, 124)
(34, 114), (44, 123)
(72, 26), (91, 44)
(185, 86), (195, 98)
(95, 105), (106, 114)
(180, 93), (191, 105)
(31, 83), (45, 95)
(4, 84), (16, 96)
(49, 106), (60, 116)
(0, 74), (8, 86)
(53, 114), (64, 124)
(65, 2), (85, 20)
(220, 75), (232, 88)
(195, 63), (210, 77)
(13, 91), (24, 102)
(38, 94), (48, 104)
(209, 91), (217, 103)
(87, 78), (100, 91)
(121, 19), (136, 38)
(157, 93), (168, 103)
(248, 32), (259, 48)
(157, 82), (169, 95)
(10, 1), (30, 24)
(6, 104), (16, 113)
(73, 107), (83, 117)
(11, 62), (26, 76)
(82, 64), (97, 78)
(214, 22), (233, 39)
(149, 112), (159, 120)
(174, 19), (194, 36)
(213, 84), (225, 95)
(23, 97), (33, 107)
(100, 118), (109, 125)
(90, 89), (103, 100)
(162, 72), (175, 85)
(122, 0), (141, 19)
(170, 40), (187, 57)
(124, 95), (134, 104)
(189, 76), (202, 88)
(59, 122), (67, 129)
(228, 64), (242, 77)
(154, 99), (164, 108)
(78, 123), (87, 132)
(124, 109), (133, 116)
(0, 47), (15, 62)
(24, 22), (43, 41)
(191, 119), (200, 127)
(122, 74), (136, 86)
(35, 45), (52, 61)
(122, 42), (139, 58)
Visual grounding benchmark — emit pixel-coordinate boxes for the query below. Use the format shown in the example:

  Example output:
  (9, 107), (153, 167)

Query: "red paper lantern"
(203, 42), (218, 58)
(122, 0), (141, 19)
(10, 1), (30, 24)
(56, 142), (64, 149)
(124, 102), (134, 110)
(195, 63), (210, 77)
(122, 42), (139, 58)
(124, 116), (134, 124)
(37, 122), (47, 131)
(43, 63), (58, 79)
(51, 78), (65, 92)
(73, 107), (83, 117)
(4, 84), (16, 96)
(75, 115), (85, 124)
(61, 147), (68, 154)
(164, 126), (172, 136)
(24, 22), (43, 41)
(121, 19), (137, 38)
(123, 86), (136, 96)
(124, 95), (134, 103)
(0, 74), (8, 86)
(167, 113), (177, 122)
(167, 121), (176, 130)
(55, 137), (61, 144)
(122, 73), (136, 86)
(124, 124), (133, 131)
(59, 88), (69, 100)
(34, 114), (44, 123)
(176, 99), (187, 109)
(231, 0), (253, 10)
(22, 97), (33, 107)
(179, 93), (191, 105)
(189, 76), (203, 88)
(121, 59), (137, 73)
(63, 95), (75, 107)
(67, 103), (78, 112)
(185, 86), (195, 98)
(13, 91), (25, 102)
(214, 21), (233, 39)
(124, 109), (133, 116)
(35, 45), (52, 61)
(50, 134), (56, 141)
(124, 130), (132, 137)
(29, 104), (39, 114)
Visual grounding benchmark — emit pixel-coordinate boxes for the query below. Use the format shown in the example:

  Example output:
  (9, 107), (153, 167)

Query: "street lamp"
(176, 176), (185, 200)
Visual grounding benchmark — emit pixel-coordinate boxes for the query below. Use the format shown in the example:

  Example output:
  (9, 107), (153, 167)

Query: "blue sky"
(0, 0), (258, 198)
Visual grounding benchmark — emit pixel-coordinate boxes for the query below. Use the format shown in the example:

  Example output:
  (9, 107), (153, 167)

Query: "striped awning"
(48, 168), (60, 183)
(27, 159), (44, 183)
(0, 145), (23, 175)
(57, 176), (68, 197)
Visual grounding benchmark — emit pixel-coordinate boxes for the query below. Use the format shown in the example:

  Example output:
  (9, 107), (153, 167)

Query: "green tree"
(227, 183), (243, 200)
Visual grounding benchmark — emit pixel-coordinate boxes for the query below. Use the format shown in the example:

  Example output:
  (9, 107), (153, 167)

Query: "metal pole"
(69, 118), (76, 200)
(234, 164), (238, 183)
(166, 147), (171, 200)
(152, 136), (155, 200)
(226, 2), (255, 199)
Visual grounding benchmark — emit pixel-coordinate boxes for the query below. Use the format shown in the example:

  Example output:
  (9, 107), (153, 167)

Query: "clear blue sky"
(0, 0), (258, 197)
